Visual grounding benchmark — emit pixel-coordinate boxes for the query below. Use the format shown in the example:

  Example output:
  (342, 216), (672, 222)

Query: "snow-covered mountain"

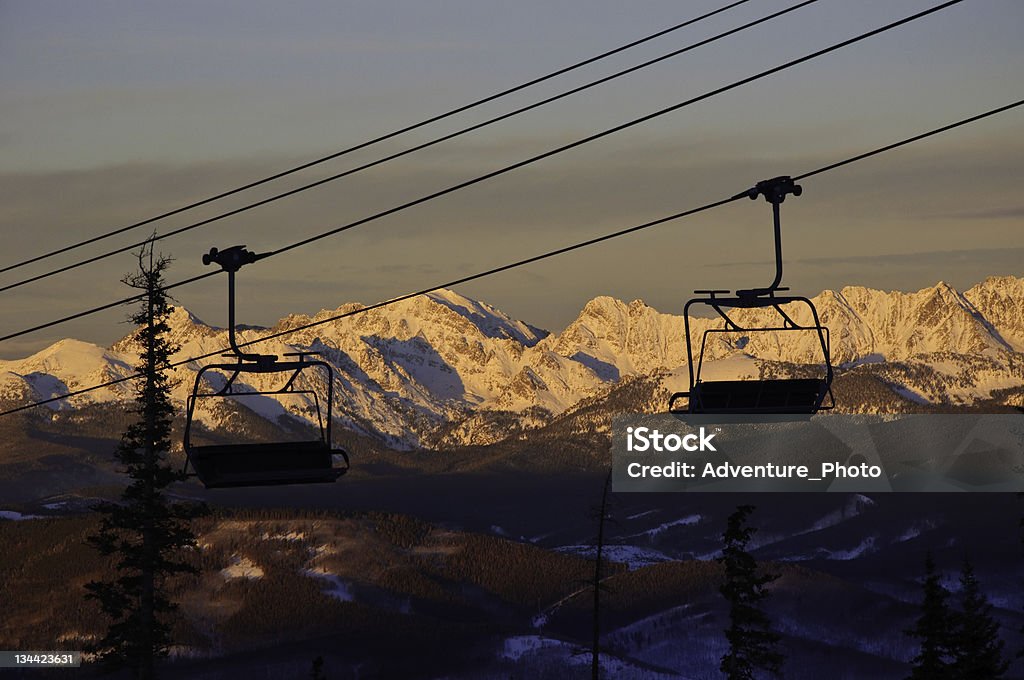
(2, 278), (1022, 449)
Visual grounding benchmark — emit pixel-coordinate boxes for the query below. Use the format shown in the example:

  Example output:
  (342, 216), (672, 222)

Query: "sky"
(1, 0), (1022, 358)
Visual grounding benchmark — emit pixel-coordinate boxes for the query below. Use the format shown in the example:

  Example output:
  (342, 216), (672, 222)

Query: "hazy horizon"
(2, 0), (1022, 359)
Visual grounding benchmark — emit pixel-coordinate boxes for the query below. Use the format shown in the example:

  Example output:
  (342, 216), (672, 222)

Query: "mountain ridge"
(1, 276), (1022, 448)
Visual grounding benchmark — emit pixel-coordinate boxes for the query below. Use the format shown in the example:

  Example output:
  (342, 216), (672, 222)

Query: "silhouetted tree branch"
(85, 240), (206, 678)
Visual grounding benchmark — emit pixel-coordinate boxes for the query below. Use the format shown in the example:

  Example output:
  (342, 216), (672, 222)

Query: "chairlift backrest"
(668, 178), (834, 415)
(183, 246), (349, 488)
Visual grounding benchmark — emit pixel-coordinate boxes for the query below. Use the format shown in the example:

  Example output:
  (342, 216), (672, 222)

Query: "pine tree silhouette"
(950, 558), (1007, 679)
(85, 242), (206, 679)
(905, 553), (955, 680)
(718, 504), (783, 679)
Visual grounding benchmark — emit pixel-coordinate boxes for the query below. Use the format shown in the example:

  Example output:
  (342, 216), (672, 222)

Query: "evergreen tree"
(85, 243), (206, 679)
(905, 553), (955, 680)
(718, 505), (783, 679)
(950, 558), (1007, 679)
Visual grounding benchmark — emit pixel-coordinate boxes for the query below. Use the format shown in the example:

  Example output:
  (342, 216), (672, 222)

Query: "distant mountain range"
(2, 276), (1022, 450)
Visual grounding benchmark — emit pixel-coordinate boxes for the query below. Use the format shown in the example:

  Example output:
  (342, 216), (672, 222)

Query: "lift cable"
(1, 93), (1019, 417)
(0, 0), (820, 295)
(792, 98), (1024, 181)
(0, 0), (967, 341)
(0, 0), (754, 277)
(0, 271), (221, 344)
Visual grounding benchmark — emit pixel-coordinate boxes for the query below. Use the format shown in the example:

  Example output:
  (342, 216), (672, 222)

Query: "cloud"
(706, 247), (1024, 273)
(797, 247), (1024, 268)
(932, 207), (1024, 220)
(2, 132), (1023, 355)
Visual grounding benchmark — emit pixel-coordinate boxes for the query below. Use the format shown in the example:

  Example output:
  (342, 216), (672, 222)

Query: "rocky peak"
(2, 277), (1022, 449)
(964, 275), (1024, 351)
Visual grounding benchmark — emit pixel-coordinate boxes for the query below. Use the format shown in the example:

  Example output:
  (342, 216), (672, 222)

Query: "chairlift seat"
(184, 245), (352, 489)
(687, 378), (829, 414)
(188, 440), (348, 488)
(667, 176), (835, 416)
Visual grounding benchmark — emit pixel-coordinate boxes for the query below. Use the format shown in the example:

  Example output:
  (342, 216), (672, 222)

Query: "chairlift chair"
(183, 245), (350, 488)
(669, 177), (834, 415)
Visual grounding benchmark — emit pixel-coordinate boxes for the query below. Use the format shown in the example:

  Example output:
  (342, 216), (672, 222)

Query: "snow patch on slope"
(5, 278), (1024, 449)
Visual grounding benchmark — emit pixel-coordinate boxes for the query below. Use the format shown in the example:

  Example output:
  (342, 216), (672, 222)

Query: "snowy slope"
(0, 339), (136, 409)
(3, 278), (1023, 448)
(964, 275), (1024, 352)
